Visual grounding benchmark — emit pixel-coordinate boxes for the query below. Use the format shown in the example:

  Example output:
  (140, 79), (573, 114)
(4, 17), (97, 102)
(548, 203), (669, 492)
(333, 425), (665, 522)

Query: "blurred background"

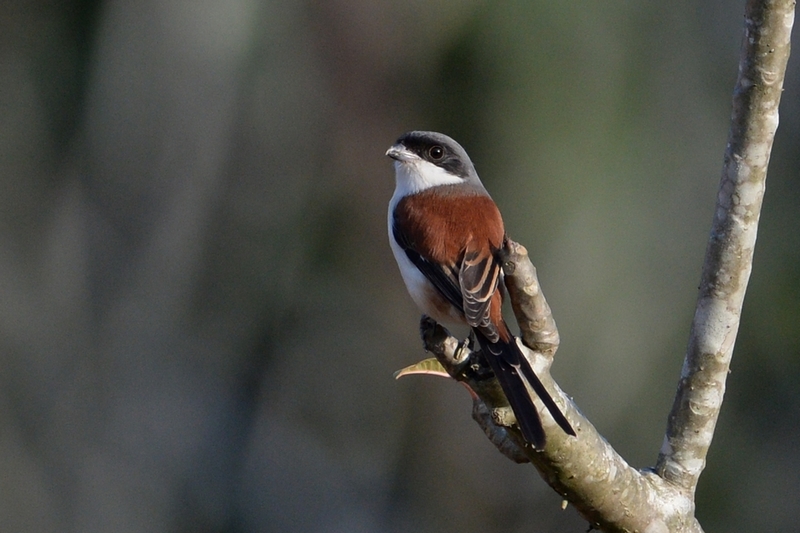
(1, 1), (798, 532)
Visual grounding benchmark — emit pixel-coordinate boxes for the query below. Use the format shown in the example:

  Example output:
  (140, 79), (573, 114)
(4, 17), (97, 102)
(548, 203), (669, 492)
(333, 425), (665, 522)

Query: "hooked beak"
(385, 144), (417, 162)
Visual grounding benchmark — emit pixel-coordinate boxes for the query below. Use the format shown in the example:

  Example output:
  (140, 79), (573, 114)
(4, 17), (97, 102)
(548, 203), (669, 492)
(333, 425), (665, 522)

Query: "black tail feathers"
(474, 330), (575, 450)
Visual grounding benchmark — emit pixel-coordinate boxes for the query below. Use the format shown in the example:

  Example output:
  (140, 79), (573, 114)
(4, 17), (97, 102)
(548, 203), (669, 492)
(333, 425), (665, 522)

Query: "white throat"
(388, 159), (463, 212)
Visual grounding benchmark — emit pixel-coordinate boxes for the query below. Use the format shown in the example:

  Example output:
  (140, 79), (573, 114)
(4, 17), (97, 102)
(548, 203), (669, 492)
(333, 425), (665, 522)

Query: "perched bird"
(386, 131), (575, 449)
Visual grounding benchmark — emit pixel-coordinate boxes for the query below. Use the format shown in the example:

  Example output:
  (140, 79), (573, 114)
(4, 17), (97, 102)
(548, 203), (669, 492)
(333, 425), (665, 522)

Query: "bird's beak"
(385, 144), (416, 162)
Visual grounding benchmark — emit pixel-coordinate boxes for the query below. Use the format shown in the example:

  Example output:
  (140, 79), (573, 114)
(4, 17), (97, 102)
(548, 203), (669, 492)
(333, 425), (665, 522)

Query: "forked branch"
(410, 1), (794, 531)
(421, 242), (700, 532)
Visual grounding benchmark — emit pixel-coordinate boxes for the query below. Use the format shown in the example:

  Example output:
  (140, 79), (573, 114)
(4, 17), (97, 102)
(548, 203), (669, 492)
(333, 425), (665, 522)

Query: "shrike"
(386, 131), (574, 449)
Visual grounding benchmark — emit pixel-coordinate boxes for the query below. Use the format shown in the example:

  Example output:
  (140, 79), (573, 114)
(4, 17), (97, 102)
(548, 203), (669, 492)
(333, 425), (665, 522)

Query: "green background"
(1, 1), (797, 531)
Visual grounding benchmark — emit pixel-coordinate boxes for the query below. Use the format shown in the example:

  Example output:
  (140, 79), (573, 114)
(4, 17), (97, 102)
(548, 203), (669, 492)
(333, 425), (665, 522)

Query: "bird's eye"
(428, 145), (445, 160)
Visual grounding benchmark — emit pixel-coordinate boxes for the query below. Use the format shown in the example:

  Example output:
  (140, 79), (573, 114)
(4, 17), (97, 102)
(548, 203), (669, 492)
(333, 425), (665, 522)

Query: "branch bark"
(656, 0), (795, 492)
(413, 0), (794, 531)
(422, 243), (701, 533)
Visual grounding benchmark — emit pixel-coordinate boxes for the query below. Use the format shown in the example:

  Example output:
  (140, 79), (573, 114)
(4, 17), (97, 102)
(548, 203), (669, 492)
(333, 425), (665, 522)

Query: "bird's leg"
(419, 315), (472, 374)
(454, 330), (476, 366)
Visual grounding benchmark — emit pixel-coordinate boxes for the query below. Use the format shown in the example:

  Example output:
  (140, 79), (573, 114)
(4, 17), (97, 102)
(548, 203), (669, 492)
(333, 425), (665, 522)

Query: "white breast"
(387, 159), (465, 323)
(387, 221), (433, 311)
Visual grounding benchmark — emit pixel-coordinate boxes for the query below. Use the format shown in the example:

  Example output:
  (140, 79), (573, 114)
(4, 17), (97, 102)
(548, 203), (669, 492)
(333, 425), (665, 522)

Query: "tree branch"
(421, 242), (702, 532)
(505, 243), (703, 532)
(406, 1), (793, 530)
(656, 0), (795, 492)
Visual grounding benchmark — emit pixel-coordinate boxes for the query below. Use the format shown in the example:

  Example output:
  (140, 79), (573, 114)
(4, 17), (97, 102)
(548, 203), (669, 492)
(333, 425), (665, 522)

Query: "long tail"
(474, 328), (575, 450)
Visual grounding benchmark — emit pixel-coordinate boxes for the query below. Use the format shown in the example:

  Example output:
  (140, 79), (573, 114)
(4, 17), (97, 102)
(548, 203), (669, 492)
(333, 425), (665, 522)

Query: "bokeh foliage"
(0, 1), (797, 532)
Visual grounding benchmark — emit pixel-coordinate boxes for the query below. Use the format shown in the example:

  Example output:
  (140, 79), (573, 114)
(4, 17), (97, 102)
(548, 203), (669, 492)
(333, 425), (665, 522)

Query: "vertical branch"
(657, 0), (795, 491)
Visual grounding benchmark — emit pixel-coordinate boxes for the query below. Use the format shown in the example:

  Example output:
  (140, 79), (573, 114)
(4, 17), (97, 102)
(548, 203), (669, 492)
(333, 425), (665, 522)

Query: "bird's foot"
(454, 330), (476, 366)
(419, 315), (472, 375)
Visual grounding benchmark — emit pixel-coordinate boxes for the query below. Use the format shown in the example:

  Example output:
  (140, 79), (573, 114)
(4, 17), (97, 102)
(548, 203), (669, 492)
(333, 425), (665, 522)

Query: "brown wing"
(458, 247), (502, 342)
(393, 187), (506, 338)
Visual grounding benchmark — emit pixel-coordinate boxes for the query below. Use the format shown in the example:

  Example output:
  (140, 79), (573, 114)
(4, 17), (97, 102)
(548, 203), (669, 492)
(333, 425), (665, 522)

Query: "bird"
(386, 130), (575, 450)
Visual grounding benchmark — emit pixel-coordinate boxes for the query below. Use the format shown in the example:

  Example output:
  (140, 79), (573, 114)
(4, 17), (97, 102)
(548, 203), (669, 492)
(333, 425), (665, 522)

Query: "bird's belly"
(389, 237), (465, 325)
